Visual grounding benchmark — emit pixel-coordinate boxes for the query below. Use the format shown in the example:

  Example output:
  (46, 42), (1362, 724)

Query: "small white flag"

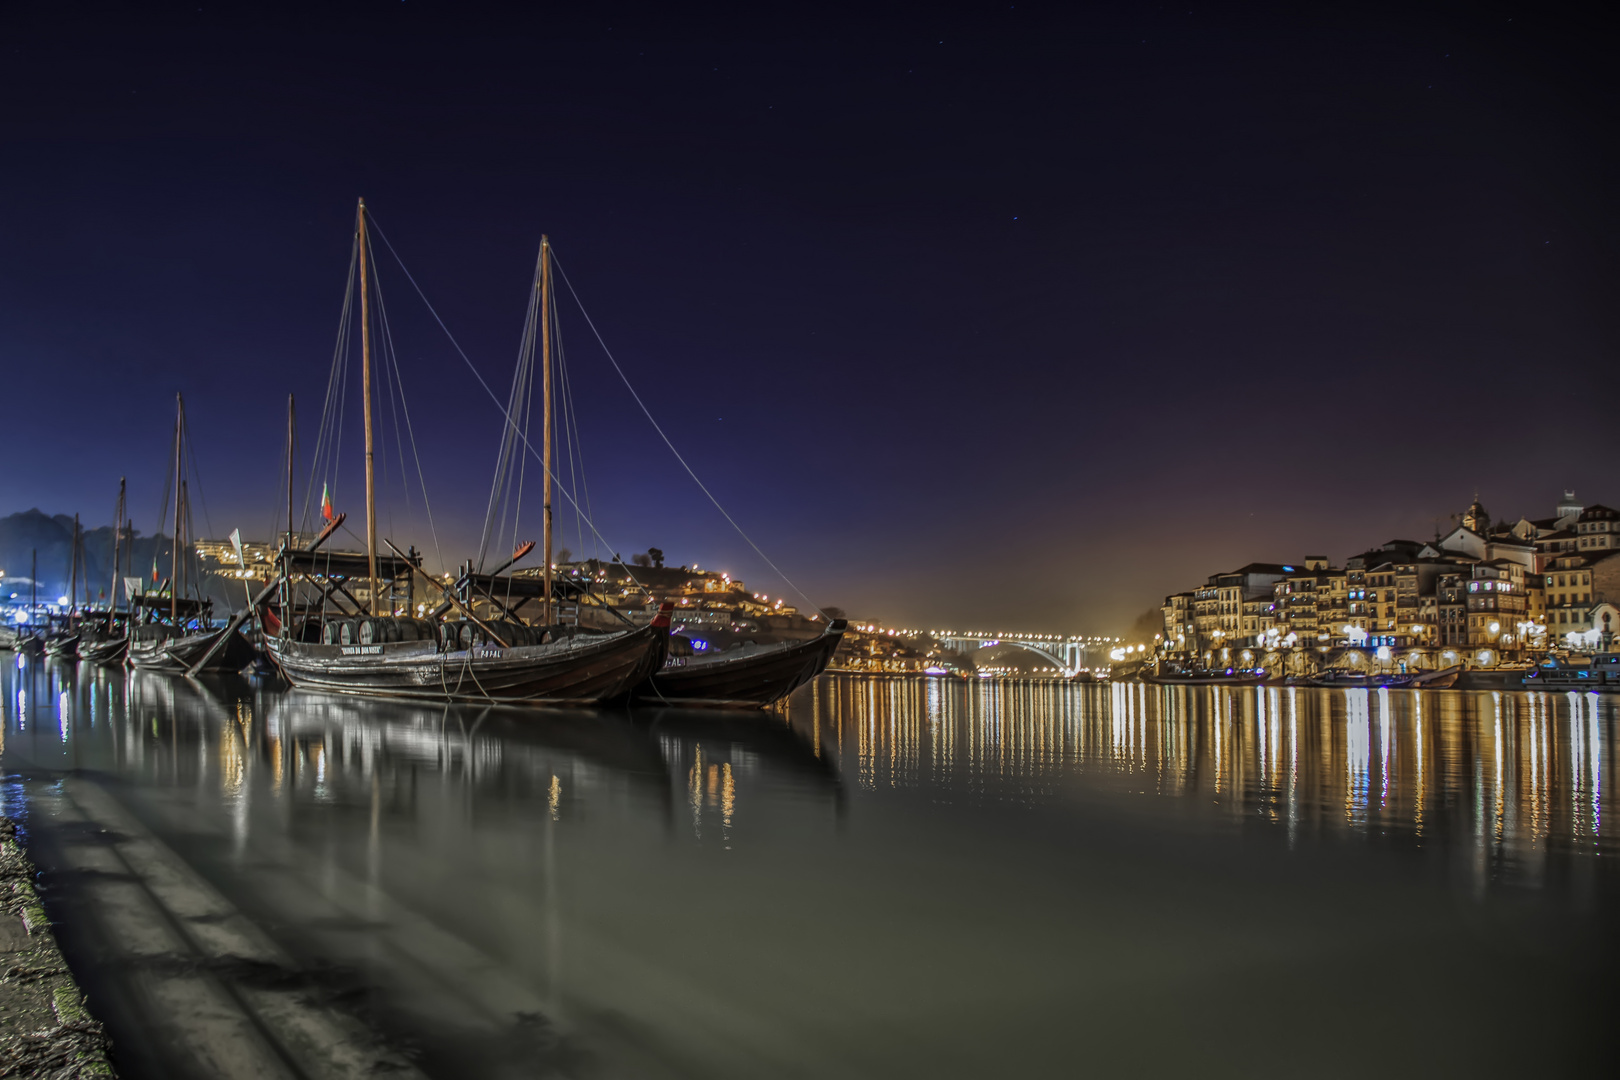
(123, 576), (143, 602)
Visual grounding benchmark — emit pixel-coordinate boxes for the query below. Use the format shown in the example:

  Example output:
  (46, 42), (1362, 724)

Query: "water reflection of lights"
(5, 663), (1617, 894)
(1345, 690), (1370, 824)
(791, 675), (1619, 883)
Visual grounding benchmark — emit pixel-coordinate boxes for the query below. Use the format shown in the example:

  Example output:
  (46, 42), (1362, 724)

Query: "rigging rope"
(550, 252), (827, 619)
(365, 215), (653, 601)
(555, 305), (594, 564)
(477, 243), (541, 574)
(370, 252), (444, 572)
(153, 419), (176, 574)
(183, 426), (216, 543)
(303, 236), (358, 535)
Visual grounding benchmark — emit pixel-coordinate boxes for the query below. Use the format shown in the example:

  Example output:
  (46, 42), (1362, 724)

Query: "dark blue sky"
(3, 1), (1616, 631)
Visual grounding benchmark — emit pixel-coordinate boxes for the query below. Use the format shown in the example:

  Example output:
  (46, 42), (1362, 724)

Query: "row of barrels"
(319, 617), (553, 651)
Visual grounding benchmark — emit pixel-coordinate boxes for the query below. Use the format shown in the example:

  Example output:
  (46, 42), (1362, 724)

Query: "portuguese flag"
(322, 482), (334, 522)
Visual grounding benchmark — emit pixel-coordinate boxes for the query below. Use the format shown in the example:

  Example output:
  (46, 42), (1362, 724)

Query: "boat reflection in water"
(4, 657), (1617, 1078)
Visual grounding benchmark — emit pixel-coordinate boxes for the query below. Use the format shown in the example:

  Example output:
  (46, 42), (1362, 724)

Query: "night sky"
(3, 1), (1616, 632)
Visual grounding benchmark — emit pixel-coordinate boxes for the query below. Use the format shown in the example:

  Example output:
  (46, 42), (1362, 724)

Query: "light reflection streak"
(1589, 694), (1602, 840)
(1414, 693), (1425, 837)
(1376, 688), (1390, 811)
(792, 677), (1618, 884)
(2, 666), (1614, 898)
(1493, 693), (1504, 848)
(1346, 690), (1370, 824)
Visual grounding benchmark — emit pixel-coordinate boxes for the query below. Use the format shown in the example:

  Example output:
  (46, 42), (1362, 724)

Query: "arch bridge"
(927, 630), (1121, 677)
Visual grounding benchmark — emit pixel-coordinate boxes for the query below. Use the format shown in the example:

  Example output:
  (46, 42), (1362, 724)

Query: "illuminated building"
(1465, 560), (1527, 647)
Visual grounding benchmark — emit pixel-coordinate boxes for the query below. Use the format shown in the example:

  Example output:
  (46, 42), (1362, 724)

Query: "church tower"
(1556, 489), (1583, 526)
(1461, 495), (1490, 535)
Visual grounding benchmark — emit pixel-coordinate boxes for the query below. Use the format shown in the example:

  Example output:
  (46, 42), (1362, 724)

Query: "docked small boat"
(77, 479), (136, 667)
(266, 614), (668, 704)
(1306, 669), (1417, 689)
(253, 206), (676, 706)
(6, 629), (45, 657)
(44, 512), (94, 660)
(636, 620), (847, 707)
(261, 548), (672, 702)
(1523, 653), (1620, 693)
(123, 395), (246, 675)
(78, 632), (130, 666)
(129, 624), (257, 674)
(43, 632), (80, 659)
(3, 551), (49, 656)
(1453, 664), (1537, 690)
(1409, 664), (1461, 689)
(1147, 668), (1266, 686)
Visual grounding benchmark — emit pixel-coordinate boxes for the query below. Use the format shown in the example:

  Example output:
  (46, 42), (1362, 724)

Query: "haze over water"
(3, 661), (1615, 1078)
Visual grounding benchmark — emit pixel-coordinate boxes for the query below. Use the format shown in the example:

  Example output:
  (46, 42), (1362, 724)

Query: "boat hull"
(638, 628), (845, 707)
(1146, 673), (1265, 686)
(265, 623), (664, 705)
(1307, 678), (1416, 689)
(1454, 667), (1536, 690)
(43, 633), (80, 659)
(129, 628), (256, 674)
(1410, 665), (1461, 689)
(78, 636), (130, 666)
(6, 633), (45, 657)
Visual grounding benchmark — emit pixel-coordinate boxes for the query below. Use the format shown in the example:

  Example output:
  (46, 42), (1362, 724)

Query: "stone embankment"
(0, 817), (114, 1078)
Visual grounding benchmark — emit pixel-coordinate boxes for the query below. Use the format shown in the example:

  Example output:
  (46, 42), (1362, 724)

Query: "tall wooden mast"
(109, 478), (125, 616)
(171, 393), (183, 623)
(540, 235), (553, 626)
(286, 393), (296, 549)
(68, 513), (79, 618)
(179, 480), (189, 608)
(359, 198), (379, 612)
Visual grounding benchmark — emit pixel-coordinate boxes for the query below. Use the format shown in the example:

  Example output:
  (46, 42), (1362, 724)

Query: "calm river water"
(3, 659), (1616, 1078)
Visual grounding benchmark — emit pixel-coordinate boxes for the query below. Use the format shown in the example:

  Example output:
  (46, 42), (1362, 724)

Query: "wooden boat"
(122, 396), (250, 674)
(43, 632), (80, 659)
(129, 622), (257, 674)
(256, 535), (671, 703)
(43, 515), (87, 658)
(6, 629), (45, 657)
(253, 205), (673, 706)
(78, 632), (130, 665)
(1305, 669), (1417, 689)
(2, 551), (46, 655)
(1147, 669), (1265, 686)
(636, 619), (847, 707)
(1409, 664), (1461, 689)
(78, 479), (136, 666)
(266, 613), (668, 704)
(1453, 664), (1537, 690)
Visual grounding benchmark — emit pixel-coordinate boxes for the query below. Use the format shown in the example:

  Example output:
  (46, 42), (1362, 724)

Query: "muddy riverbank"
(0, 813), (114, 1078)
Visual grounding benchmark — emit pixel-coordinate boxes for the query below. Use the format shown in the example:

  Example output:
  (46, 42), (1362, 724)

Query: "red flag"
(321, 482), (334, 522)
